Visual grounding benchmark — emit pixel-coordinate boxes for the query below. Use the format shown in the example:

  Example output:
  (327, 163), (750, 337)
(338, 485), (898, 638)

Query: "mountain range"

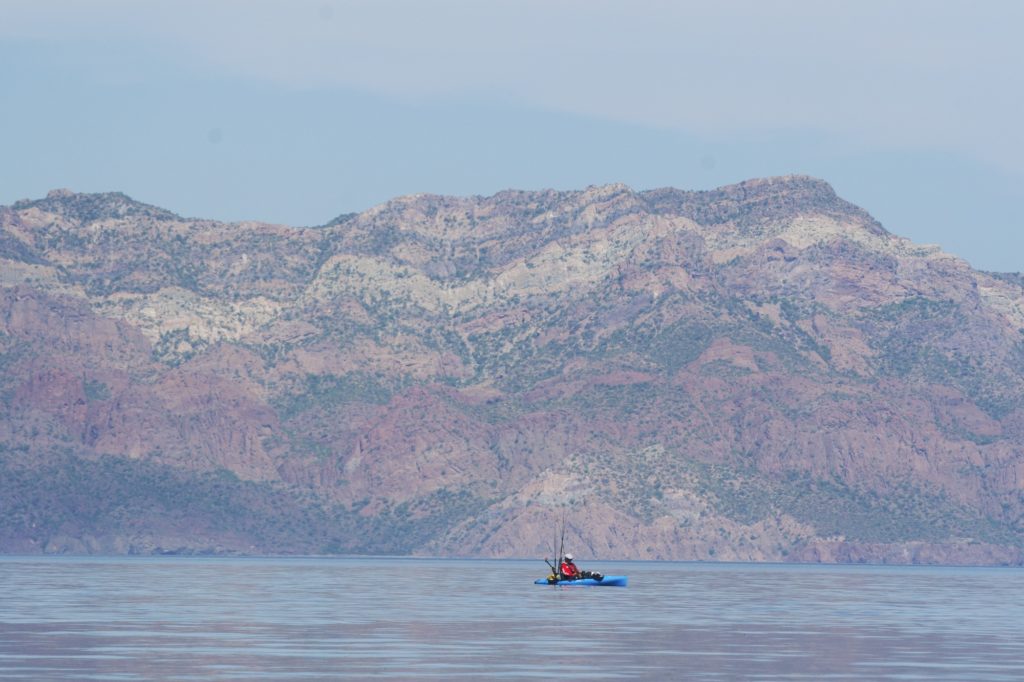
(2, 176), (1022, 565)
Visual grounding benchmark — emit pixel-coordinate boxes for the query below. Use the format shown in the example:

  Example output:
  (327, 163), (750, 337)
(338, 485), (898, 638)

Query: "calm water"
(0, 557), (1022, 680)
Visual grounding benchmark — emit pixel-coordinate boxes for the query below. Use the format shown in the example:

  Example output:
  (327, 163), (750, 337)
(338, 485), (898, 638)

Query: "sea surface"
(0, 556), (1021, 680)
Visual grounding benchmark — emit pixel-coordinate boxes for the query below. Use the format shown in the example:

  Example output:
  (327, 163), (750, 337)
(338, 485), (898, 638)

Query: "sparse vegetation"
(83, 378), (110, 402)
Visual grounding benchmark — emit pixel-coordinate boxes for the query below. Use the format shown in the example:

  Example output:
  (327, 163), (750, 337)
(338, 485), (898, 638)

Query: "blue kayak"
(534, 575), (627, 587)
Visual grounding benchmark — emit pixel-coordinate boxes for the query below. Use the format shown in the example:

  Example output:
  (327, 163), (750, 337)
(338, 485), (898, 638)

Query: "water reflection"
(1, 558), (1022, 680)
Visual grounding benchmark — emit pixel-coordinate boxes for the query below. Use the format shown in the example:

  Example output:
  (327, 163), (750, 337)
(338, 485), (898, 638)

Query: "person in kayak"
(559, 553), (603, 581)
(559, 554), (580, 580)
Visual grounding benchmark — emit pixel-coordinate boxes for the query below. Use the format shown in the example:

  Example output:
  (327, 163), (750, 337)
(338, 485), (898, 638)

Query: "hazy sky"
(2, 0), (1022, 271)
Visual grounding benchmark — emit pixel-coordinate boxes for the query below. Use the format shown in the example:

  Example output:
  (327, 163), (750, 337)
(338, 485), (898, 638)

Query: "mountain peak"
(13, 189), (180, 223)
(642, 175), (887, 235)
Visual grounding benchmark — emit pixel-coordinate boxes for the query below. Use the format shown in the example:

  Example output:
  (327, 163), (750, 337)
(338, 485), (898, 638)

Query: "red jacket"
(560, 561), (579, 578)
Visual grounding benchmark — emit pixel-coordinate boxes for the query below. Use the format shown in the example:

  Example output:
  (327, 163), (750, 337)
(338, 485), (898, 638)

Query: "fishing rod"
(543, 510), (567, 580)
(545, 519), (558, 579)
(557, 510), (566, 579)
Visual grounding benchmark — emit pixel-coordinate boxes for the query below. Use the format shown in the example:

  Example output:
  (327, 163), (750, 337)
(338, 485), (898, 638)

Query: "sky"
(1, 0), (1022, 271)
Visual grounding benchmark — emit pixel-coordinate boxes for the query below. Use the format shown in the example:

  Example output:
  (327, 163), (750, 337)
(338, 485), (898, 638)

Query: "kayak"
(534, 575), (627, 587)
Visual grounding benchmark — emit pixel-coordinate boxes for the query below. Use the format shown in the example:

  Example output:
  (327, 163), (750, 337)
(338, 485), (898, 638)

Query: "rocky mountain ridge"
(2, 176), (1022, 564)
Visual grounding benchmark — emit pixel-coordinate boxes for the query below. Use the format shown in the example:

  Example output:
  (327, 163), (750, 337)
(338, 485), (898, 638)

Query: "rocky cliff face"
(2, 178), (1023, 564)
